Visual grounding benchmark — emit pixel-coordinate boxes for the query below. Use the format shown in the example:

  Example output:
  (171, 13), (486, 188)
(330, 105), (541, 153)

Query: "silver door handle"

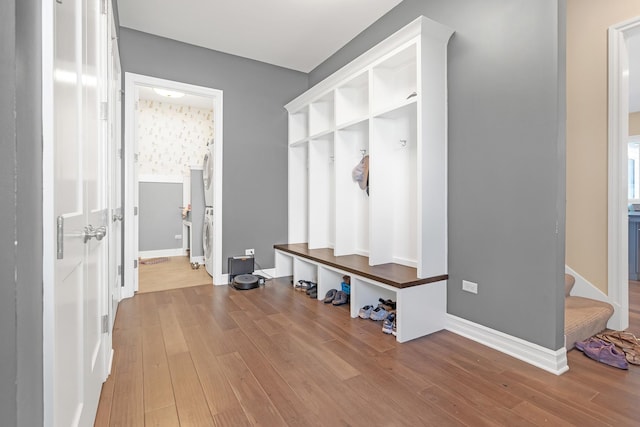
(83, 225), (107, 243)
(112, 214), (123, 222)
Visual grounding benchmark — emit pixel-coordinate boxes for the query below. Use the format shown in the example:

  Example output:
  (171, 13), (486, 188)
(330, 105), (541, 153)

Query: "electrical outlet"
(462, 280), (478, 294)
(245, 248), (255, 256)
(174, 234), (182, 240)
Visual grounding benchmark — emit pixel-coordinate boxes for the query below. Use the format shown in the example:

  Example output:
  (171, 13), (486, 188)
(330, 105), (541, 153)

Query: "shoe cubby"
(274, 244), (448, 343)
(335, 72), (369, 127)
(284, 16), (453, 280)
(293, 257), (317, 287)
(309, 92), (335, 138)
(334, 120), (369, 257)
(316, 265), (346, 303)
(349, 277), (396, 319)
(289, 106), (309, 145)
(308, 135), (335, 250)
(371, 43), (417, 115)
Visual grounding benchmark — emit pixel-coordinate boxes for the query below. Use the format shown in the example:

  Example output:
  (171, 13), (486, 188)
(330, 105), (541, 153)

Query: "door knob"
(83, 225), (107, 243)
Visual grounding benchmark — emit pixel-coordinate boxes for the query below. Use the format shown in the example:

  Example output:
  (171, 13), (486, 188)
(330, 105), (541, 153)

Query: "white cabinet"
(285, 16), (454, 279)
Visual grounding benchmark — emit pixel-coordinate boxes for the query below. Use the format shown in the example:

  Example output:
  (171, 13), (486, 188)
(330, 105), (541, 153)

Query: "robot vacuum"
(228, 256), (265, 290)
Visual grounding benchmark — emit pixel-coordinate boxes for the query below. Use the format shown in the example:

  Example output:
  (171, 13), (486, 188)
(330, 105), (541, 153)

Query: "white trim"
(42, 0), (55, 424)
(190, 255), (206, 265)
(124, 73), (224, 298)
(139, 248), (186, 259)
(138, 174), (184, 183)
(446, 315), (569, 376)
(607, 18), (640, 331)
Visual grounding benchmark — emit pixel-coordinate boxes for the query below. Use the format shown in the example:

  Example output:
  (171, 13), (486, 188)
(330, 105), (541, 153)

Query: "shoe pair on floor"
(323, 288), (348, 305)
(575, 337), (628, 369)
(358, 304), (396, 335)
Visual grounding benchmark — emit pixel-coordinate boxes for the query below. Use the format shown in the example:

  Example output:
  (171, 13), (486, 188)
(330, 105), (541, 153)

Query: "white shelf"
(309, 92), (335, 137)
(336, 72), (369, 127)
(289, 106), (309, 143)
(371, 44), (417, 113)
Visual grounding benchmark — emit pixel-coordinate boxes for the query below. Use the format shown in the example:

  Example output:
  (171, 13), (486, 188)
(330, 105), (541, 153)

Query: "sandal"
(595, 331), (640, 365)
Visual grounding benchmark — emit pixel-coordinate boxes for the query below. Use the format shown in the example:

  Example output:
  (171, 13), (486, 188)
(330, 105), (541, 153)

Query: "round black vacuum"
(232, 274), (260, 290)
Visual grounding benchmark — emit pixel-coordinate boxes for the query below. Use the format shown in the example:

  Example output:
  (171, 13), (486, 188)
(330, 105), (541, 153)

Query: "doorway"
(123, 73), (224, 298)
(608, 17), (640, 331)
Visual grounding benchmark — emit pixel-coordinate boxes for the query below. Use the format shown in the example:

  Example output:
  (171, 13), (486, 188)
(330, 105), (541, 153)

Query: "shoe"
(575, 337), (629, 369)
(595, 331), (640, 365)
(358, 305), (373, 319)
(308, 289), (318, 298)
(305, 284), (317, 295)
(391, 318), (397, 336)
(369, 305), (388, 321)
(323, 289), (337, 304)
(382, 313), (396, 334)
(378, 298), (396, 311)
(332, 290), (349, 306)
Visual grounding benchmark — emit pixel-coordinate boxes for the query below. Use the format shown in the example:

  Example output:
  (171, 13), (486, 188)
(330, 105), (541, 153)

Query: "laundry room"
(136, 85), (215, 292)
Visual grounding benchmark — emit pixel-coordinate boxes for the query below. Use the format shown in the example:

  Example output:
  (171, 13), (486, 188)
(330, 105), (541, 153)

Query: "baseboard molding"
(190, 256), (205, 265)
(218, 268), (277, 287)
(446, 314), (569, 376)
(139, 248), (186, 259)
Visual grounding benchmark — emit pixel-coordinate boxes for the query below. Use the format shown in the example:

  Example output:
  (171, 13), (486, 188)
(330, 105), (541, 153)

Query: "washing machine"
(203, 207), (214, 277)
(202, 142), (214, 207)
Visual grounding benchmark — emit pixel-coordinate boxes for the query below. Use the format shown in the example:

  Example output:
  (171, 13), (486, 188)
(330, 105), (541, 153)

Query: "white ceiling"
(117, 0), (403, 73)
(137, 86), (214, 109)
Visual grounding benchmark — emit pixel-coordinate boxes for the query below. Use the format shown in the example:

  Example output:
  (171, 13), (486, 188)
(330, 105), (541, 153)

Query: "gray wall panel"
(0, 0), (18, 423)
(191, 170), (205, 257)
(139, 182), (183, 251)
(310, 0), (566, 350)
(119, 28), (308, 272)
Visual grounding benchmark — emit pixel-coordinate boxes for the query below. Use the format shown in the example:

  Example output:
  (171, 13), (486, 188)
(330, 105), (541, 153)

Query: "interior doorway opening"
(123, 73), (224, 298)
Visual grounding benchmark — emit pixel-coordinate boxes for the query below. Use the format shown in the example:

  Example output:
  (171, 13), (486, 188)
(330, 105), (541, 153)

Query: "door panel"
(53, 0), (108, 425)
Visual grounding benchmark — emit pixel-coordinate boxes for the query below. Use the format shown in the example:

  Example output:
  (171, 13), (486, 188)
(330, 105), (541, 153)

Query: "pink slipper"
(576, 337), (629, 370)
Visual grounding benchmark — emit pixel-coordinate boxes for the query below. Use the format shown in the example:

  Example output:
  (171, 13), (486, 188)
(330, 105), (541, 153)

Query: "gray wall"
(1, 0), (18, 424)
(119, 28), (308, 273)
(139, 182), (184, 251)
(311, 0), (566, 350)
(190, 170), (205, 257)
(1, 0), (44, 425)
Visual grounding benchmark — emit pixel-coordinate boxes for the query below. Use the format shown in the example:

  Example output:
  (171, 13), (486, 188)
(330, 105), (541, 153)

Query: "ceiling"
(137, 86), (214, 109)
(117, 0), (403, 73)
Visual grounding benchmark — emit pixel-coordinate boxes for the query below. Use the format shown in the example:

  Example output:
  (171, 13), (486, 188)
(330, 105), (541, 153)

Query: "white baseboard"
(139, 248), (186, 259)
(446, 314), (569, 376)
(190, 256), (205, 265)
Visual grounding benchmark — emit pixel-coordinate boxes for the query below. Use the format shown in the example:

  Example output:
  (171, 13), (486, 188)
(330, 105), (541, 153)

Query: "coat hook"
(399, 139), (407, 147)
(360, 149), (367, 157)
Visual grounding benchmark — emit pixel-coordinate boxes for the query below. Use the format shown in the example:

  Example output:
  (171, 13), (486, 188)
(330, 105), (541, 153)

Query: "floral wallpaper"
(137, 99), (214, 176)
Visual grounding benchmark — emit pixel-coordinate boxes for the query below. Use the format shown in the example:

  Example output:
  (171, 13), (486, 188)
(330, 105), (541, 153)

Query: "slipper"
(596, 331), (640, 350)
(323, 289), (337, 304)
(332, 290), (349, 306)
(576, 337), (628, 370)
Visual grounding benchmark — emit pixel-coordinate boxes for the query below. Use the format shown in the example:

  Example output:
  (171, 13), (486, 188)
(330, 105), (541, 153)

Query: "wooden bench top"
(274, 243), (447, 289)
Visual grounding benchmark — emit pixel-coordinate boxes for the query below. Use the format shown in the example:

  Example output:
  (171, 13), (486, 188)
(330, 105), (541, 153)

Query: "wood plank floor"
(138, 256), (213, 293)
(95, 279), (640, 426)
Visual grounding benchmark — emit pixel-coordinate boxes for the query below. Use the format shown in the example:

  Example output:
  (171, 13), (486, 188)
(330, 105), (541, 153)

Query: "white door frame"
(123, 73), (224, 298)
(608, 17), (640, 330)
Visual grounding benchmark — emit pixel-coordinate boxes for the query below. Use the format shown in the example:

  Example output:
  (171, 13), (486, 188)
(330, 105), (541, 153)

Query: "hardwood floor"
(95, 279), (640, 426)
(138, 256), (213, 293)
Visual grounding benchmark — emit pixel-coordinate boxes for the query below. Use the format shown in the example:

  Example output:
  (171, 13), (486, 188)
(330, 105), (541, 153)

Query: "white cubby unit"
(284, 15), (453, 278)
(278, 16), (453, 343)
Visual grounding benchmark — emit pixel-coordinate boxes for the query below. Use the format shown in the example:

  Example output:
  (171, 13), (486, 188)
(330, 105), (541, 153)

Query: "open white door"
(44, 0), (110, 425)
(106, 2), (122, 348)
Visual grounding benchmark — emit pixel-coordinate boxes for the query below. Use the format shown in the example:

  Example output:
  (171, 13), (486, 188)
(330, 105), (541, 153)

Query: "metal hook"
(399, 139), (407, 147)
(360, 149), (367, 157)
